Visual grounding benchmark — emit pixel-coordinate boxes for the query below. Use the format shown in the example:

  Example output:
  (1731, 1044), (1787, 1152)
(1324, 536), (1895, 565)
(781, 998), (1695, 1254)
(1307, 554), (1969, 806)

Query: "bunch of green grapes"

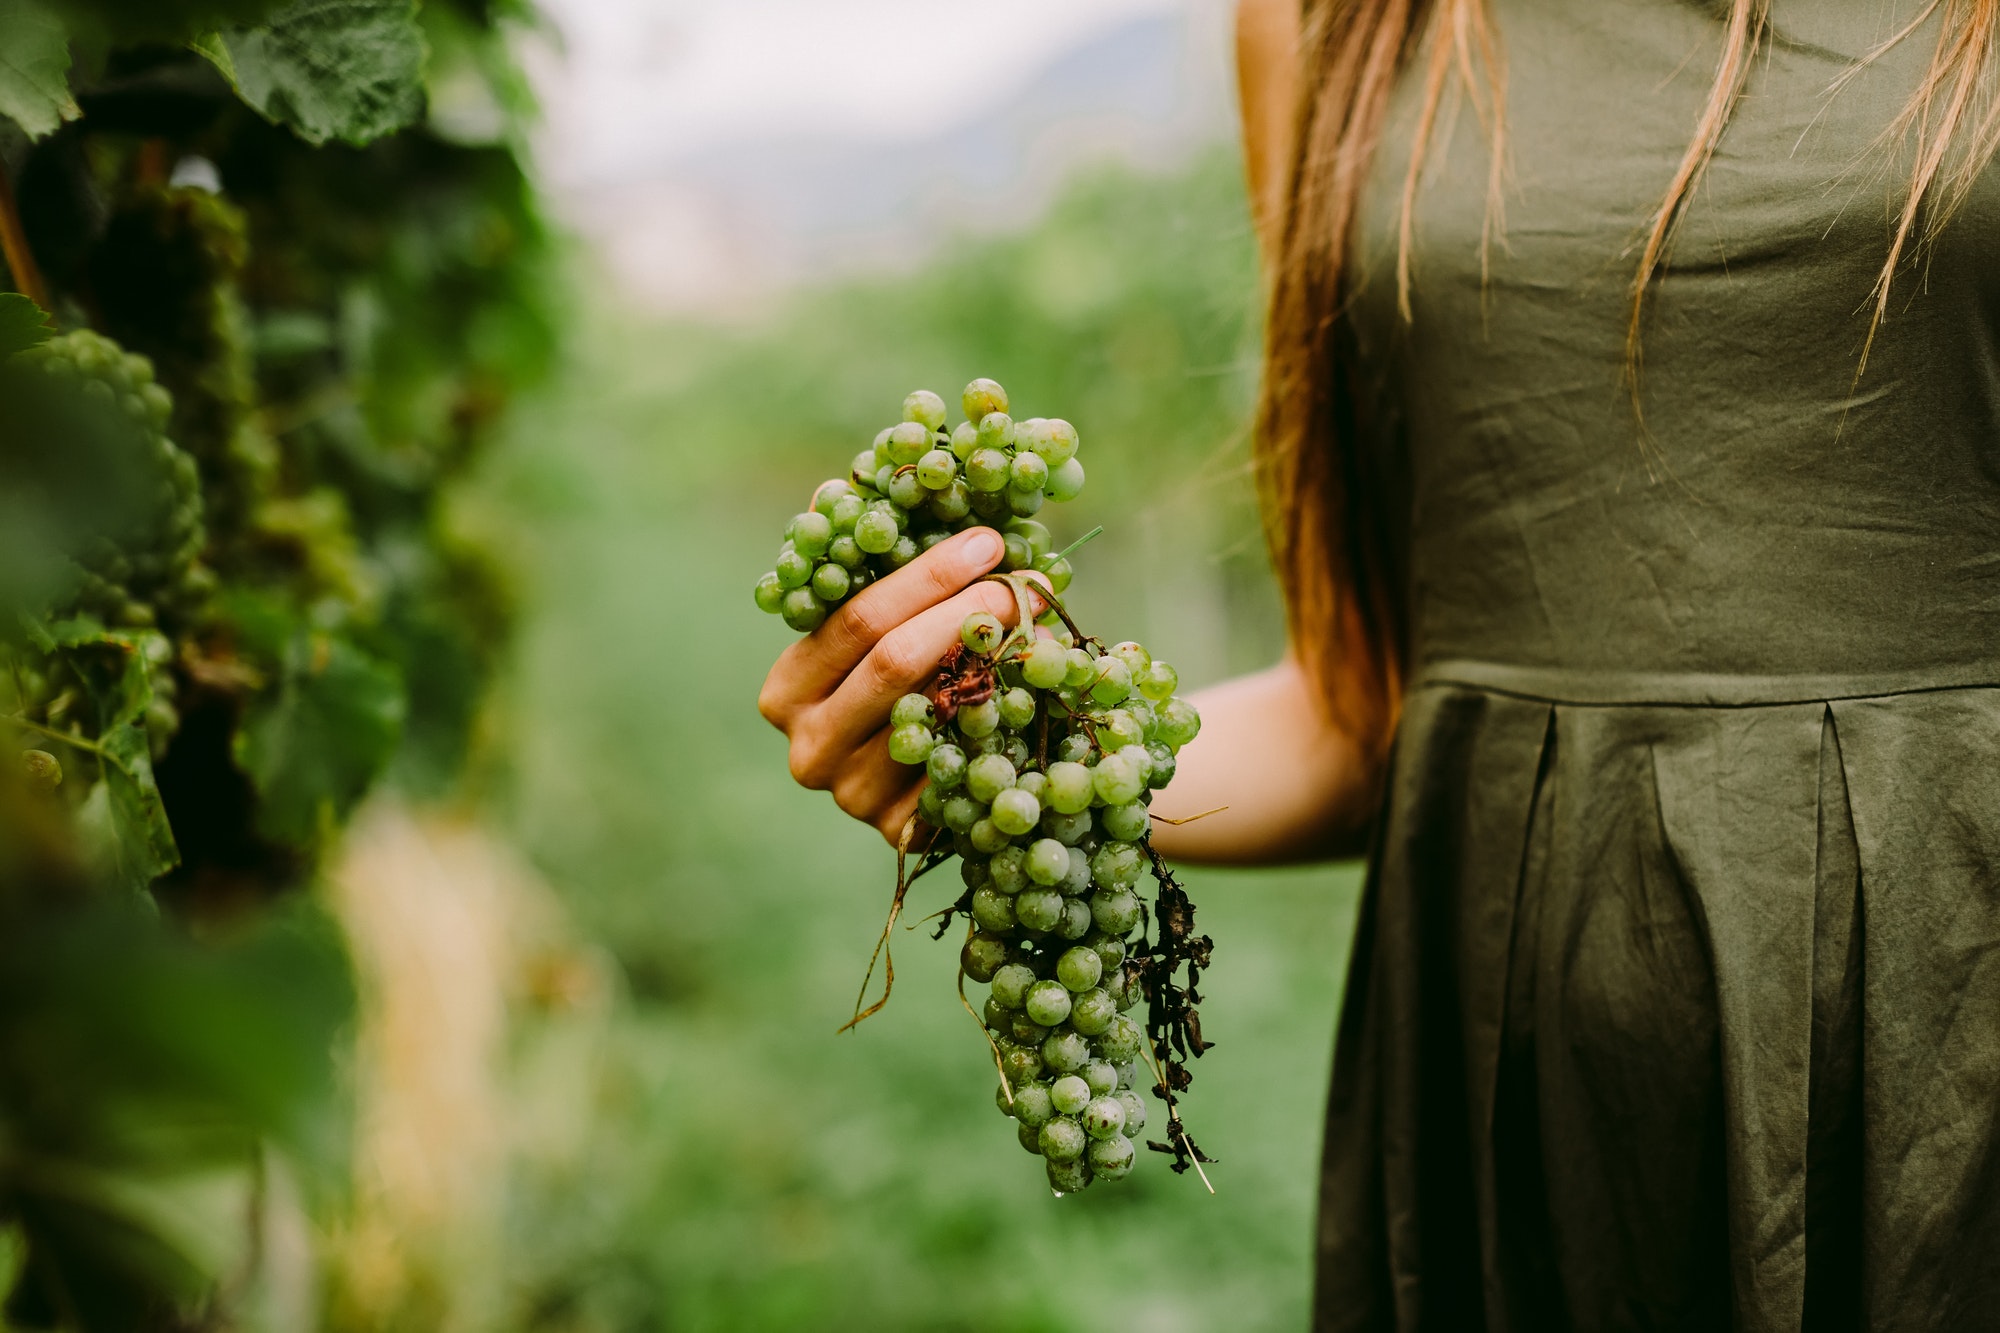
(1, 329), (208, 628)
(754, 379), (1086, 631)
(895, 613), (1198, 1192)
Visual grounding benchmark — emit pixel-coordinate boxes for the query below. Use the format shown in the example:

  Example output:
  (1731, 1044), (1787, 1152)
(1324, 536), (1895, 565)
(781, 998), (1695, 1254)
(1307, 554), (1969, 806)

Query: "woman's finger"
(827, 727), (925, 826)
(763, 528), (1006, 717)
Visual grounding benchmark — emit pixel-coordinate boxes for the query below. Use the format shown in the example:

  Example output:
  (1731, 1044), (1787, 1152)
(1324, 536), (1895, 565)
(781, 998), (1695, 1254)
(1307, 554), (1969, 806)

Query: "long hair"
(1257, 0), (2000, 757)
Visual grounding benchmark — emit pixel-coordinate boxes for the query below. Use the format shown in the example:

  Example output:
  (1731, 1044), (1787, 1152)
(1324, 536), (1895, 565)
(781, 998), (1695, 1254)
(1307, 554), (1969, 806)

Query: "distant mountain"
(550, 10), (1235, 314)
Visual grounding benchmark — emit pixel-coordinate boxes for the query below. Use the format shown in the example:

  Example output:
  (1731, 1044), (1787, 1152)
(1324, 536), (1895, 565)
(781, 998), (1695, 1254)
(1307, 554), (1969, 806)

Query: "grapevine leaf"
(0, 293), (55, 357)
(205, 0), (427, 147)
(234, 631), (403, 845)
(0, 0), (79, 138)
(72, 637), (181, 891)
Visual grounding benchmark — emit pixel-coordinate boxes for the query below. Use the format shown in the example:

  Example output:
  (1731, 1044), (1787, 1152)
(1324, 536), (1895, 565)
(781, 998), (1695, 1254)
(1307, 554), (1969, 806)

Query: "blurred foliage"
(464, 148), (1362, 1331)
(0, 0), (550, 1325)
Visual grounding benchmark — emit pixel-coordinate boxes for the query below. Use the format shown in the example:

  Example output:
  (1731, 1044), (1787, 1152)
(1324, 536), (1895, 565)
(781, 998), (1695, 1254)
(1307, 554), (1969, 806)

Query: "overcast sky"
(527, 0), (1195, 185)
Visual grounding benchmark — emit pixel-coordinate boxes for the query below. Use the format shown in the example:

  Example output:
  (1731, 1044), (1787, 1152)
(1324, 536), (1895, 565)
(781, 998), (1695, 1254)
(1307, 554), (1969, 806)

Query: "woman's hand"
(758, 527), (1043, 844)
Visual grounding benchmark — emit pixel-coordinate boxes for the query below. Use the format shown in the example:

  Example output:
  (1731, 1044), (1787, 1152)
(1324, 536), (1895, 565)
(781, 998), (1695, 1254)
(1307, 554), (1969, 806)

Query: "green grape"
(851, 449), (882, 490)
(1057, 898), (1093, 939)
(1003, 1045), (1044, 1086)
(929, 744), (969, 789)
(1084, 1061), (1119, 1098)
(970, 411), (1008, 452)
(1007, 487), (1045, 518)
(1056, 946), (1102, 992)
(781, 587), (829, 632)
(942, 794), (983, 833)
(1099, 710), (1145, 750)
(1087, 1134), (1134, 1181)
(885, 535), (921, 569)
(886, 724), (933, 765)
(1050, 1074), (1091, 1115)
(1020, 1121), (1046, 1155)
(1097, 1015), (1145, 1065)
(775, 548), (813, 588)
(904, 389), (948, 430)
(963, 377), (1009, 422)
(1012, 1081), (1055, 1127)
(1025, 838), (1069, 885)
(1146, 744), (1177, 789)
(1001, 532), (1033, 572)
(1021, 639), (1069, 689)
(1137, 660), (1179, 700)
(893, 693), (935, 728)
(875, 462), (897, 493)
(1011, 886), (1062, 932)
(1034, 554), (1073, 594)
(950, 420), (980, 460)
(1091, 841), (1144, 888)
(997, 686), (1036, 729)
(21, 750), (62, 795)
(989, 846), (1028, 895)
(1090, 935), (1127, 973)
(830, 492), (866, 532)
(1100, 802), (1150, 843)
(1046, 457), (1086, 503)
(985, 997), (1011, 1032)
(1009, 452), (1049, 493)
(929, 480), (972, 522)
(991, 787), (1040, 836)
(811, 563), (851, 602)
(1114, 1090), (1147, 1138)
(1157, 698), (1201, 749)
(966, 448), (1011, 492)
(1006, 518), (1052, 558)
(888, 469), (927, 509)
(1092, 752), (1147, 805)
(961, 612), (1005, 654)
(1047, 1156), (1094, 1193)
(1069, 987), (1116, 1036)
(918, 781), (945, 825)
(967, 490), (1010, 520)
(1024, 979), (1073, 1026)
(962, 932), (1010, 982)
(966, 753), (1016, 803)
(972, 886), (1018, 933)
(1001, 734), (1032, 769)
(1042, 809), (1092, 847)
(916, 449), (958, 488)
(1091, 890), (1143, 936)
(1014, 770), (1048, 803)
(828, 534), (865, 569)
(789, 511), (833, 558)
(855, 510), (898, 554)
(1045, 761), (1094, 814)
(1036, 419), (1080, 466)
(754, 572), (785, 613)
(1040, 1117), (1087, 1165)
(887, 420), (932, 465)
(991, 963), (1036, 1009)
(1081, 1096), (1126, 1140)
(1089, 657), (1133, 705)
(1062, 649), (1097, 690)
(1108, 966), (1142, 1012)
(1042, 1029), (1090, 1074)
(1108, 642), (1149, 677)
(1011, 1013), (1050, 1046)
(970, 818), (1011, 855)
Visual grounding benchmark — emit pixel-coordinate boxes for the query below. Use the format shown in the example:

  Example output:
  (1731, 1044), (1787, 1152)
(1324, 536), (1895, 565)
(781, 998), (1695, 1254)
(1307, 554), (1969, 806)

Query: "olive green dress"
(1316, 2), (2000, 1329)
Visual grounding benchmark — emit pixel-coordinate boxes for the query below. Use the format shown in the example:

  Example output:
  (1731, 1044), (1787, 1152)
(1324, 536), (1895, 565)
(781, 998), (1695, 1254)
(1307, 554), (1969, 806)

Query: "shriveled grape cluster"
(895, 609), (1200, 1192)
(758, 379), (1214, 1195)
(753, 379), (1086, 632)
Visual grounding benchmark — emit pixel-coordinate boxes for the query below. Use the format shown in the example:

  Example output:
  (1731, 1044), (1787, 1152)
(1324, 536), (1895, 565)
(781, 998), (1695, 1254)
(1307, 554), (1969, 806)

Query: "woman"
(760, 0), (2000, 1327)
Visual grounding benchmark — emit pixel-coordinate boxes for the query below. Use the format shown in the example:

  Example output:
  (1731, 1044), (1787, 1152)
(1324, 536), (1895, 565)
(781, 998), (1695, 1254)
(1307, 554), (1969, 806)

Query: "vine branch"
(0, 163), (52, 313)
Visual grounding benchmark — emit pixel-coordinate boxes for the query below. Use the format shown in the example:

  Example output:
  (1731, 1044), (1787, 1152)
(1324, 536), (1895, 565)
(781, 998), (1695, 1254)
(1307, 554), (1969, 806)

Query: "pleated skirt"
(1313, 672), (2000, 1332)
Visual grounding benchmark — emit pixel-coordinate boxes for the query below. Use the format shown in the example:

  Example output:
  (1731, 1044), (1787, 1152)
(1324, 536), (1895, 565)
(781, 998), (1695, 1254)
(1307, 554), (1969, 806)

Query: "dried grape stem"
(839, 816), (938, 1032)
(0, 165), (51, 312)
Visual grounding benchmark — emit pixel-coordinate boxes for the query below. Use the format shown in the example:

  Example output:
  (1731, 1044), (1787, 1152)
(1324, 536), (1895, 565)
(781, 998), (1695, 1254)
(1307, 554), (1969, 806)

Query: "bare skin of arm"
(760, 0), (1381, 865)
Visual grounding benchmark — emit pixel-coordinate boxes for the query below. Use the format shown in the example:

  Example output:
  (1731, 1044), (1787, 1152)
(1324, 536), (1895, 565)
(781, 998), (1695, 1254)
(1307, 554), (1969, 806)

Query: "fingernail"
(966, 529), (1004, 567)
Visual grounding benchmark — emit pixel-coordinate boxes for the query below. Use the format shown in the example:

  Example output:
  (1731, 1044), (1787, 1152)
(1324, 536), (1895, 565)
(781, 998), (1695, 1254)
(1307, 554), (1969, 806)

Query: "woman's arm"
(1146, 656), (1380, 865)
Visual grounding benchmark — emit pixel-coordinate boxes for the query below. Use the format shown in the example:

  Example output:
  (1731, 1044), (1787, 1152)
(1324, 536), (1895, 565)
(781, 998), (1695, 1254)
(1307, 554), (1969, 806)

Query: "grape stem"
(838, 815), (940, 1033)
(1149, 806), (1229, 826)
(0, 163), (52, 313)
(1052, 525), (1105, 563)
(956, 945), (1014, 1105)
(5, 714), (110, 760)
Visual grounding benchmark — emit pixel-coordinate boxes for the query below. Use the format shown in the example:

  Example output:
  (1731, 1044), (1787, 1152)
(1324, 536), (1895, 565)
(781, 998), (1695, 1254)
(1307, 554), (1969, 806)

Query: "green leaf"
(0, 293), (54, 357)
(207, 0), (427, 147)
(0, 0), (79, 138)
(72, 638), (180, 891)
(234, 631), (403, 845)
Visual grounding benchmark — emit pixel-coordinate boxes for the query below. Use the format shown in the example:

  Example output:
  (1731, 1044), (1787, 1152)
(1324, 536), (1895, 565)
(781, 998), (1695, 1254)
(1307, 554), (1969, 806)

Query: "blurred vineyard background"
(0, 2), (1363, 1330)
